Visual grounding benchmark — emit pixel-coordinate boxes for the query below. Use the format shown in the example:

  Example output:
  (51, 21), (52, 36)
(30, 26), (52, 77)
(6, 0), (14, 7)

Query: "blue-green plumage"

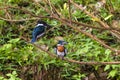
(31, 21), (51, 43)
(31, 25), (45, 42)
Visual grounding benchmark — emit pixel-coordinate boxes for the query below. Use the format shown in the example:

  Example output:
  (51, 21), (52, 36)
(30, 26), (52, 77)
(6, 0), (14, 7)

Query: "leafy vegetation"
(0, 0), (120, 80)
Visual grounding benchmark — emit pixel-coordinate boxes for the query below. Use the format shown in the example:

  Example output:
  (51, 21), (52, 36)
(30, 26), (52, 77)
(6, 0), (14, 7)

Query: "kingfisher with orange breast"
(54, 40), (68, 60)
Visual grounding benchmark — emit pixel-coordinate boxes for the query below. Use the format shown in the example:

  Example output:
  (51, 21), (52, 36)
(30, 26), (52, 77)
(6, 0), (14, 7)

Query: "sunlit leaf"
(105, 49), (111, 55)
(63, 3), (67, 10)
(2, 44), (12, 50)
(8, 38), (20, 43)
(104, 65), (110, 71)
(108, 70), (117, 78)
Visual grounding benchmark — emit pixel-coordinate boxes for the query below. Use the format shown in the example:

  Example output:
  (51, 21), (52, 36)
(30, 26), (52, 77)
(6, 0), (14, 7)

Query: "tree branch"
(70, 0), (120, 40)
(21, 37), (120, 65)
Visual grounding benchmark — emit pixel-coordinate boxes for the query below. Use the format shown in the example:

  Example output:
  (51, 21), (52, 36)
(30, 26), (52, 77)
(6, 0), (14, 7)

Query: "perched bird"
(54, 40), (68, 60)
(31, 20), (51, 43)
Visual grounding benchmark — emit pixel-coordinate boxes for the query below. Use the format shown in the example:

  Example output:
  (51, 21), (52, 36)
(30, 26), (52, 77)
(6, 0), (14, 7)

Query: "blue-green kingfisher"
(31, 20), (51, 43)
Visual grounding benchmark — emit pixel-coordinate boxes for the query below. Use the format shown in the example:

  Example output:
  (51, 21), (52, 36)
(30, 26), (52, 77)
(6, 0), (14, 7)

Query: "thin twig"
(0, 16), (40, 22)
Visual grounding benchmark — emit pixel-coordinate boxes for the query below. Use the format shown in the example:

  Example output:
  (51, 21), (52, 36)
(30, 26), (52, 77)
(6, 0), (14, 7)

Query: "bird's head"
(37, 20), (51, 29)
(57, 40), (68, 45)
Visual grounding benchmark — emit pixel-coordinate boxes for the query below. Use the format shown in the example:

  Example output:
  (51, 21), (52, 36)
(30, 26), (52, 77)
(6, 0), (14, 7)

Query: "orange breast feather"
(57, 46), (64, 52)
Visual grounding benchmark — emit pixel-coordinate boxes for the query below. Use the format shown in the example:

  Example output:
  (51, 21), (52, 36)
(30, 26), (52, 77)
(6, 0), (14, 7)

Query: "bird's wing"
(64, 48), (67, 56)
(33, 26), (45, 37)
(37, 32), (45, 38)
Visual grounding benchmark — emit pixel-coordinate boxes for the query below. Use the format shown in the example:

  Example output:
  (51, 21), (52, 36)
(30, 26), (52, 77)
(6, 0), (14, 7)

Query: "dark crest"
(58, 40), (68, 45)
(37, 20), (51, 29)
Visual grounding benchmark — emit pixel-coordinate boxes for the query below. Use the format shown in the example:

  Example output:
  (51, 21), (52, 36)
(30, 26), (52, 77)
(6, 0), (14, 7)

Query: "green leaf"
(63, 3), (67, 10)
(12, 71), (17, 75)
(0, 76), (4, 79)
(2, 44), (12, 50)
(6, 73), (12, 77)
(111, 65), (118, 69)
(105, 49), (111, 56)
(108, 70), (117, 78)
(104, 65), (110, 71)
(8, 38), (20, 43)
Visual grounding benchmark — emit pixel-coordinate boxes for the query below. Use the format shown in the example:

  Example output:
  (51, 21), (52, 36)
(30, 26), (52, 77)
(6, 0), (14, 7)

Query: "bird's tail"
(31, 37), (36, 43)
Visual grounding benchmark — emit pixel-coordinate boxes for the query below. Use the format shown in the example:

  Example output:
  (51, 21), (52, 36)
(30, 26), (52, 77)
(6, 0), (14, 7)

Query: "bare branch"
(0, 16), (40, 22)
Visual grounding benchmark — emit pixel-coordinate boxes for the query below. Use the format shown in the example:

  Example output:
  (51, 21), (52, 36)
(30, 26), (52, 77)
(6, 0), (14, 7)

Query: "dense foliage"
(0, 0), (120, 80)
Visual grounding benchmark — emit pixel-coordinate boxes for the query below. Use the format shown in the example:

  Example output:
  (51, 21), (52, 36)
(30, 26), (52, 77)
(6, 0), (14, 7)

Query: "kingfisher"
(31, 20), (51, 43)
(54, 40), (68, 60)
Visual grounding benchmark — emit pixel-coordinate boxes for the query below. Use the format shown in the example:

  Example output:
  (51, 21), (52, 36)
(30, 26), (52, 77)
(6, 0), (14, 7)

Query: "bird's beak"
(63, 41), (68, 45)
